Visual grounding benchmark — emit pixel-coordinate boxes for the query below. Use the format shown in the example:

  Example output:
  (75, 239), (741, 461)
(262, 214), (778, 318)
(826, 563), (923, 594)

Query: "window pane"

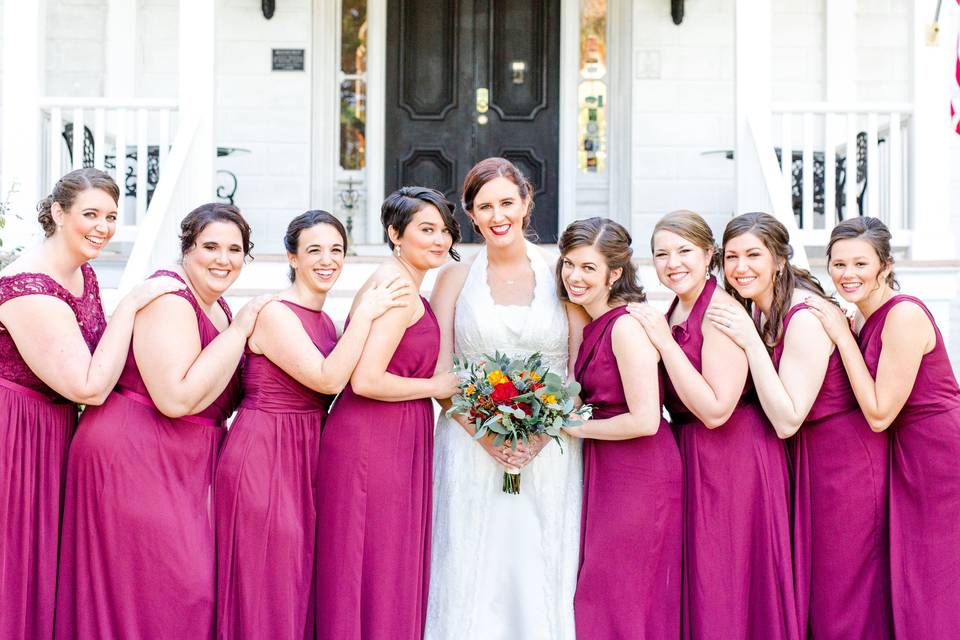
(341, 0), (368, 75)
(340, 79), (366, 170)
(578, 0), (607, 173)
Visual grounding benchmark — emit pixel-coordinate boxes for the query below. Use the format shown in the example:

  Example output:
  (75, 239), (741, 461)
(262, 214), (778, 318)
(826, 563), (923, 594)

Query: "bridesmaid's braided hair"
(36, 168), (119, 237)
(283, 210), (347, 282)
(721, 212), (830, 348)
(826, 216), (900, 292)
(556, 217), (646, 305)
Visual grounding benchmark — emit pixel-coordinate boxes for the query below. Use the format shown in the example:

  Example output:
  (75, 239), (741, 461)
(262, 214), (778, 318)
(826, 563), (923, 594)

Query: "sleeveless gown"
(772, 303), (891, 639)
(573, 305), (682, 639)
(215, 301), (338, 639)
(55, 270), (242, 639)
(663, 277), (798, 640)
(426, 242), (582, 640)
(859, 295), (960, 637)
(315, 296), (439, 640)
(0, 264), (105, 640)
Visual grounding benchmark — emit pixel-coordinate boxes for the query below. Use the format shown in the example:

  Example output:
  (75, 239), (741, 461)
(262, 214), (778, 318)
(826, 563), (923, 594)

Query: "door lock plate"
(476, 87), (489, 113)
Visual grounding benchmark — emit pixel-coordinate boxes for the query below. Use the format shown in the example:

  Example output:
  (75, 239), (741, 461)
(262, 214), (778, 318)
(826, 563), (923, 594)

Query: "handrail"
(746, 112), (810, 269)
(38, 97), (179, 109)
(771, 102), (913, 115)
(117, 112), (201, 294)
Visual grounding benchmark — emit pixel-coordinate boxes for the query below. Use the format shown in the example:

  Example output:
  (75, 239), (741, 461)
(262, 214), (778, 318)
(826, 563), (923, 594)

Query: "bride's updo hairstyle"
(461, 157), (535, 234)
(37, 168), (120, 237)
(722, 212), (830, 348)
(381, 186), (461, 261)
(556, 216), (646, 304)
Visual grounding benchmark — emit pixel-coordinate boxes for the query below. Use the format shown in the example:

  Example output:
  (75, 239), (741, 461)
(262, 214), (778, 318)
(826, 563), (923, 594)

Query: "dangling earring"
(394, 245), (401, 258)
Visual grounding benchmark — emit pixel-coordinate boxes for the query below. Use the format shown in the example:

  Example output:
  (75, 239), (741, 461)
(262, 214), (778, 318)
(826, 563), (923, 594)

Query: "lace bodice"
(454, 241), (569, 374)
(0, 263), (106, 399)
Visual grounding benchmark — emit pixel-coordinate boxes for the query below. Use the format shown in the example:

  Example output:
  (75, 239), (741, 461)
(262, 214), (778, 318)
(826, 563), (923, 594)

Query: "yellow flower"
(465, 384), (476, 396)
(528, 371), (542, 382)
(544, 394), (557, 405)
(487, 370), (508, 385)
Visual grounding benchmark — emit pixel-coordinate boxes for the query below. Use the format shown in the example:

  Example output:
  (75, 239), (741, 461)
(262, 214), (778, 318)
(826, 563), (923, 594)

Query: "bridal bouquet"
(447, 351), (592, 494)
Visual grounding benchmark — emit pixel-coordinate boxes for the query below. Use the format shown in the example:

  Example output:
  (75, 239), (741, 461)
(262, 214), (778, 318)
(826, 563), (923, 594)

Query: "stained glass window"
(578, 0), (607, 173)
(340, 0), (367, 170)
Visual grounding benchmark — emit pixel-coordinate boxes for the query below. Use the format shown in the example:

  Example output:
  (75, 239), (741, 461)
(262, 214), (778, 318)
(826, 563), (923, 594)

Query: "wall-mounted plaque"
(272, 48), (305, 71)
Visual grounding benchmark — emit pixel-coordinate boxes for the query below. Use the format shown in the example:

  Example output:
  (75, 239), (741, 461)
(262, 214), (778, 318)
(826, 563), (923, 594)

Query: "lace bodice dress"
(425, 241), (582, 640)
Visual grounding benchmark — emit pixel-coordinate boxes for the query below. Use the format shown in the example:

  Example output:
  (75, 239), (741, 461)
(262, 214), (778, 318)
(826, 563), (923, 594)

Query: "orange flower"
(528, 371), (542, 382)
(544, 394), (558, 405)
(465, 384), (476, 396)
(487, 370), (508, 385)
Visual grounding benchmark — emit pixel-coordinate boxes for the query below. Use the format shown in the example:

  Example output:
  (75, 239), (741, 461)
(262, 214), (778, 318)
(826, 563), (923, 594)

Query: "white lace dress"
(425, 241), (583, 640)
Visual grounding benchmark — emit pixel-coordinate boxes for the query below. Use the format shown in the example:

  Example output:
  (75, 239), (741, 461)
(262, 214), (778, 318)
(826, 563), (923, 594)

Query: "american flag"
(953, 0), (960, 134)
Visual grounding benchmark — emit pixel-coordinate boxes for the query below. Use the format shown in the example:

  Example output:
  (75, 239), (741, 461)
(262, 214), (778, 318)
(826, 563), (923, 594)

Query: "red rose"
(516, 402), (533, 416)
(491, 381), (519, 404)
(530, 382), (544, 391)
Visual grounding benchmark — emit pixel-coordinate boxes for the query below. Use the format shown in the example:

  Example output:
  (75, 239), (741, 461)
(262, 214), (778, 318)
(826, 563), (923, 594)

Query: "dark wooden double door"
(385, 0), (561, 242)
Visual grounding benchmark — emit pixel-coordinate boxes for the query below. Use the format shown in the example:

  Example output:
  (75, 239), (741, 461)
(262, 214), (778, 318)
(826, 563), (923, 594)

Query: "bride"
(426, 157), (586, 639)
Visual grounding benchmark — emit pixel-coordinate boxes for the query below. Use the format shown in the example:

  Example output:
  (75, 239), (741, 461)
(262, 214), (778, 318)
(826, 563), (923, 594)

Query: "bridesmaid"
(55, 203), (273, 639)
(0, 169), (180, 640)
(705, 212), (891, 638)
(627, 210), (798, 640)
(214, 210), (410, 639)
(557, 218), (682, 639)
(315, 187), (461, 640)
(804, 217), (960, 637)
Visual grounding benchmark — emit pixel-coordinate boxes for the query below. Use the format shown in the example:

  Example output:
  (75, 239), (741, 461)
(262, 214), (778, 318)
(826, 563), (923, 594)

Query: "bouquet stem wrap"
(502, 466), (521, 494)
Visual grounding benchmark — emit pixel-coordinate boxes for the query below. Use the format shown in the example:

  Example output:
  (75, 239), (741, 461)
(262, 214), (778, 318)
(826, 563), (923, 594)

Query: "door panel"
(386, 0), (560, 243)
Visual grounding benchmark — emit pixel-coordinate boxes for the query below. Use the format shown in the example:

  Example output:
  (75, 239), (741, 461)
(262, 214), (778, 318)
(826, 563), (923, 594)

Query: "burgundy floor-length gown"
(663, 277), (799, 640)
(773, 303), (891, 639)
(859, 295), (960, 637)
(0, 264), (105, 640)
(215, 301), (338, 639)
(573, 305), (682, 639)
(55, 271), (242, 640)
(315, 298), (438, 640)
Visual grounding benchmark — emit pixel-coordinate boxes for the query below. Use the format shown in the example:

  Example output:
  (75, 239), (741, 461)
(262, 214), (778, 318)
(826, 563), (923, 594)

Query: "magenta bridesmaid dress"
(215, 301), (338, 639)
(315, 298), (438, 640)
(573, 305), (682, 639)
(0, 264), (105, 640)
(773, 303), (891, 639)
(55, 270), (242, 639)
(859, 295), (960, 637)
(663, 277), (799, 640)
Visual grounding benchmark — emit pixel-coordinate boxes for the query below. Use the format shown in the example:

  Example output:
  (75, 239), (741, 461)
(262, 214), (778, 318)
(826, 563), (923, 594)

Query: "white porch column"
(734, 0), (773, 214)
(178, 0), (216, 205)
(909, 0), (956, 259)
(105, 0), (137, 97)
(1, 0), (45, 251)
(825, 0), (855, 101)
(365, 0), (386, 243)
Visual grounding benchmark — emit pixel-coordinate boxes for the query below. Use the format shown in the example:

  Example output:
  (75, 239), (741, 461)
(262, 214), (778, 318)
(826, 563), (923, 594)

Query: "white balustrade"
(770, 102), (913, 247)
(38, 97), (179, 243)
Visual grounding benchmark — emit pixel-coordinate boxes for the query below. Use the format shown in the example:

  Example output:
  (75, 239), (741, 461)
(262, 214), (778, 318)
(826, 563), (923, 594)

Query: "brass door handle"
(476, 87), (489, 113)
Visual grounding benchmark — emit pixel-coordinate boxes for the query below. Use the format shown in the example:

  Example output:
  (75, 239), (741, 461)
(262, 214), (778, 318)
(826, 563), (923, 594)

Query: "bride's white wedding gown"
(426, 242), (582, 640)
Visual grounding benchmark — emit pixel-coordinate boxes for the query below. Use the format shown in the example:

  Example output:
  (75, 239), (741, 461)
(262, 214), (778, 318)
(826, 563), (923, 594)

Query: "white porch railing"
(770, 102), (913, 248)
(38, 97), (179, 243)
(117, 112), (207, 294)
